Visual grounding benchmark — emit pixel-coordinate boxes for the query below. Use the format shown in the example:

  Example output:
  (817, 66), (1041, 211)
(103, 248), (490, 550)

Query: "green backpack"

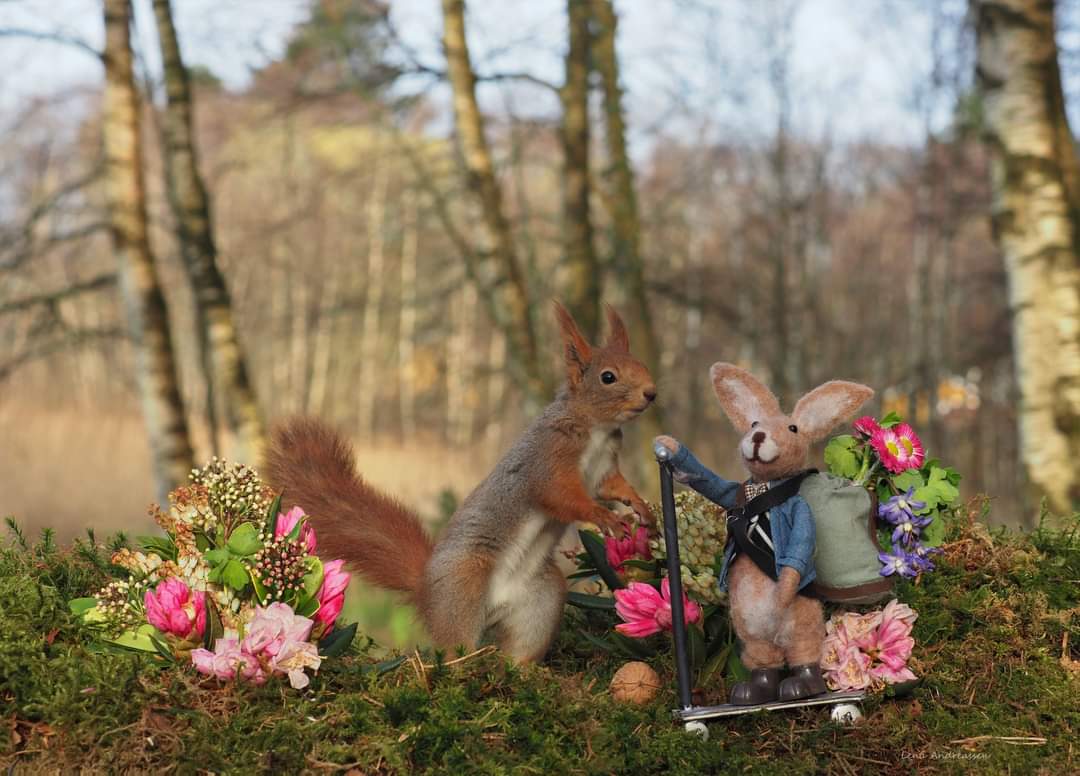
(799, 473), (894, 604)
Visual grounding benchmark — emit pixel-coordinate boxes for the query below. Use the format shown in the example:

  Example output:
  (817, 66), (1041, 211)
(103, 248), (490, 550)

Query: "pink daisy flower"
(852, 416), (881, 439)
(870, 423), (925, 473)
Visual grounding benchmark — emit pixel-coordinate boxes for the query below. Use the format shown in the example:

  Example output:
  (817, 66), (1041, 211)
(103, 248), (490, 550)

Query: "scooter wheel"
(830, 703), (863, 725)
(684, 720), (709, 740)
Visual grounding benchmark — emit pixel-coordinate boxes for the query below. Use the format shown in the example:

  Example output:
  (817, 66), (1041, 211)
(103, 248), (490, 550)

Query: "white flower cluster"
(650, 491), (727, 605)
(189, 456), (272, 522)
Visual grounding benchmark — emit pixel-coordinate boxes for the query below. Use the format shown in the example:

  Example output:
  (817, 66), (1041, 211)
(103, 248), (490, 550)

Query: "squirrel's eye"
(601, 370), (617, 385)
(788, 424), (798, 433)
(751, 421), (759, 428)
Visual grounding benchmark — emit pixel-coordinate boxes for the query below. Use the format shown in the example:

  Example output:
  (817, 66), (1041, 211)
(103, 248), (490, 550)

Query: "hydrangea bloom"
(614, 578), (701, 638)
(870, 423), (925, 473)
(144, 577), (206, 640)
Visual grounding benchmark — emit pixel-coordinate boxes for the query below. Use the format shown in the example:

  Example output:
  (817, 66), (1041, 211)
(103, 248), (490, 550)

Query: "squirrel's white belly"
(579, 425), (619, 495)
(487, 510), (566, 610)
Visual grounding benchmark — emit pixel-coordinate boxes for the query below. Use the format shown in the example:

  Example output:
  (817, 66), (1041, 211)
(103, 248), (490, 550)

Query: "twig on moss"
(950, 735), (1047, 747)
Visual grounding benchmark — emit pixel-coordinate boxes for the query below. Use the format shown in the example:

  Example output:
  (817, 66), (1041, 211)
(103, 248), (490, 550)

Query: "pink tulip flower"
(315, 559), (350, 630)
(614, 578), (701, 638)
(605, 523), (653, 572)
(275, 506), (317, 553)
(144, 577), (206, 640)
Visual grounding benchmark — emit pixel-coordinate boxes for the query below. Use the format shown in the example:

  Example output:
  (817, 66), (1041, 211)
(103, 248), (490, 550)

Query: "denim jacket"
(667, 444), (816, 592)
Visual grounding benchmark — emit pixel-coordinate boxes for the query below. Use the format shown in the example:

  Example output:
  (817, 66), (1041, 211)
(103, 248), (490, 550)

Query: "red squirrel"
(264, 302), (657, 662)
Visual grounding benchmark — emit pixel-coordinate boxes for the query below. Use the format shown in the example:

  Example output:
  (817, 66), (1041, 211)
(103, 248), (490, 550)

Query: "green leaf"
(726, 647), (750, 682)
(578, 630), (619, 654)
(68, 597), (98, 616)
(207, 564), (223, 584)
(566, 592), (616, 610)
(578, 530), (626, 591)
(226, 523), (262, 556)
(137, 536), (177, 561)
(879, 411), (903, 428)
(295, 595), (320, 618)
(891, 470), (924, 493)
(303, 555), (325, 599)
(318, 622), (358, 657)
(699, 642), (732, 686)
(610, 632), (656, 659)
(204, 548), (230, 566)
(688, 624), (706, 672)
(824, 435), (860, 479)
(265, 492), (283, 537)
(921, 512), (947, 547)
(360, 655), (408, 676)
(927, 466), (960, 506)
(109, 624), (159, 653)
(149, 633), (176, 663)
(220, 559), (249, 591)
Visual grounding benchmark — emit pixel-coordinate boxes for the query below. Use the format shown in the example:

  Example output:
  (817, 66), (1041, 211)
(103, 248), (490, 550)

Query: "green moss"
(2, 514), (1078, 774)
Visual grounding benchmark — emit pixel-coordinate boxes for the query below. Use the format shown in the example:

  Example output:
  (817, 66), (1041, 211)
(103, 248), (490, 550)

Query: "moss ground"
(2, 509), (1078, 775)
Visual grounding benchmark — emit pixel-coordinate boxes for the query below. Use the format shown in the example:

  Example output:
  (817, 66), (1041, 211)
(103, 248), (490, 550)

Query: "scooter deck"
(675, 691), (865, 721)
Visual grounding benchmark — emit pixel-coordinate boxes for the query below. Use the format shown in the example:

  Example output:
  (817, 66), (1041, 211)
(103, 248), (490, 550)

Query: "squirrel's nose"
(752, 431), (766, 444)
(644, 388), (657, 403)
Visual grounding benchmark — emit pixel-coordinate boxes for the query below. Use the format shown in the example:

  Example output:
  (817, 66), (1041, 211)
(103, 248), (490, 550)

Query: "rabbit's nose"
(752, 431), (766, 444)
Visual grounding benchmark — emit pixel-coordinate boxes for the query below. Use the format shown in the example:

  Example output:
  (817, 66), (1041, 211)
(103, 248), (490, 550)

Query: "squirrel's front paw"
(588, 505), (624, 535)
(630, 497), (655, 525)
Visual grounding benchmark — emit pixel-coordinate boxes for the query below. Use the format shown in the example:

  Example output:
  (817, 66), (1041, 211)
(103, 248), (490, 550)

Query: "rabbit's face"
(738, 414), (810, 482)
(709, 363), (874, 484)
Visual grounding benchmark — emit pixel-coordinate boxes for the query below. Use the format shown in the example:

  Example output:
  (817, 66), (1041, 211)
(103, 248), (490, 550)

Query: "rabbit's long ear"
(553, 300), (592, 387)
(792, 381), (874, 443)
(709, 363), (782, 434)
(604, 304), (630, 352)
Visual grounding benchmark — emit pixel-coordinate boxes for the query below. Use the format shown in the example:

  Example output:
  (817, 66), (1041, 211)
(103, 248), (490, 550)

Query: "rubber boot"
(729, 667), (781, 706)
(778, 663), (828, 702)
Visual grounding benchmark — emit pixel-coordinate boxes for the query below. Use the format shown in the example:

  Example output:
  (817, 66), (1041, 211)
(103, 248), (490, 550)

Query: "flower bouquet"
(824, 413), (960, 580)
(568, 494), (740, 687)
(69, 458), (356, 689)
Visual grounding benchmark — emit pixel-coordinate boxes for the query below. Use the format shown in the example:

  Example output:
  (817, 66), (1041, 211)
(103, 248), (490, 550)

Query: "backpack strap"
(726, 470), (817, 582)
(727, 469), (817, 521)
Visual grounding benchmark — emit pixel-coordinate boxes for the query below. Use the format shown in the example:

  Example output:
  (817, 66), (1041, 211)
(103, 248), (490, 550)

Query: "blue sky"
(0, 0), (1075, 152)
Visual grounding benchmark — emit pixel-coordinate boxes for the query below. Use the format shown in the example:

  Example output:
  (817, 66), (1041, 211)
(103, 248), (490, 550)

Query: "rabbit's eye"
(751, 421), (759, 428)
(601, 370), (617, 385)
(788, 424), (798, 433)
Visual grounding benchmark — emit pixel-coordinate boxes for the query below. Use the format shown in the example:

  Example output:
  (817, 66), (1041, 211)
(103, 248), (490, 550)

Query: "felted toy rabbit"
(654, 363), (872, 705)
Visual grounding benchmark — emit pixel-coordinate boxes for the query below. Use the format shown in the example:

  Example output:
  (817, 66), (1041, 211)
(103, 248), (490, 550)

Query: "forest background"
(2, 0), (1079, 645)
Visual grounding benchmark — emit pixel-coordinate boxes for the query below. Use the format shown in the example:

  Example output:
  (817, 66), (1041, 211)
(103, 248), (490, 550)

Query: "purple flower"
(910, 542), (942, 572)
(891, 512), (932, 548)
(878, 488), (927, 525)
(878, 547), (918, 579)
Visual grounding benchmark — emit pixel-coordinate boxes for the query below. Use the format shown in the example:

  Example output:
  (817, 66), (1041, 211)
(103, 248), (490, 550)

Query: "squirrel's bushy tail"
(264, 417), (433, 601)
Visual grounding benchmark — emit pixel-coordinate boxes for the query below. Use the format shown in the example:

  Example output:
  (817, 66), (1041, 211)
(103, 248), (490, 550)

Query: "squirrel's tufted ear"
(553, 300), (592, 387)
(709, 363), (782, 434)
(604, 304), (630, 352)
(792, 381), (874, 443)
